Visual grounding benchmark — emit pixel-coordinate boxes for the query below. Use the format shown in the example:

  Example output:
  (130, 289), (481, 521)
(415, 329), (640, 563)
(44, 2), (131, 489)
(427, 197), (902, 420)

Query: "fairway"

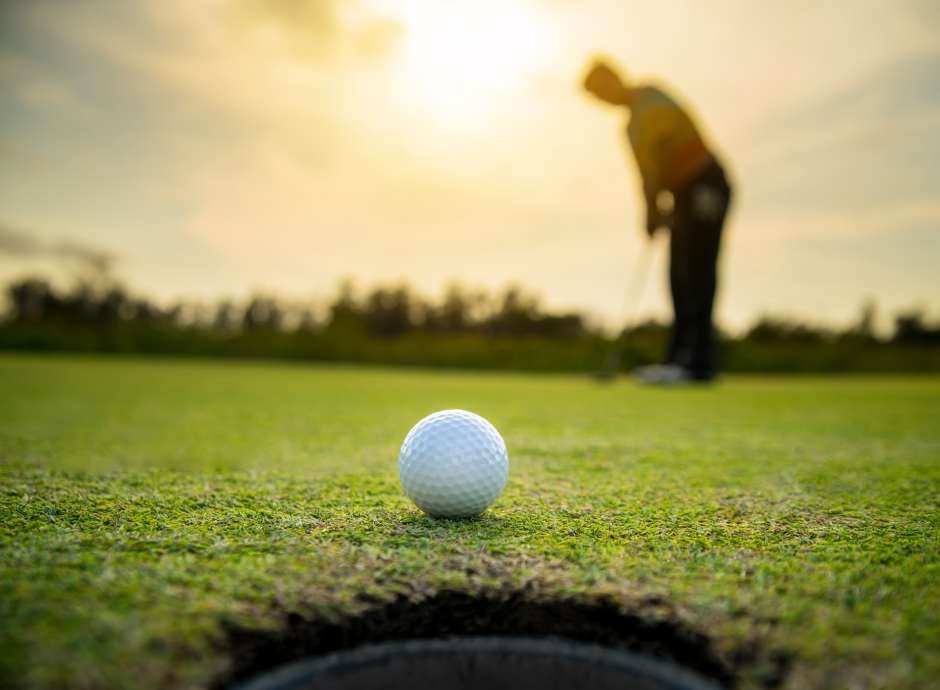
(1, 354), (938, 689)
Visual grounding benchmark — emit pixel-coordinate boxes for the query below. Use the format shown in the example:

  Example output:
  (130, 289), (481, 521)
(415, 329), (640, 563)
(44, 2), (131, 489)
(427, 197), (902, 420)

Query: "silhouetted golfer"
(583, 59), (732, 383)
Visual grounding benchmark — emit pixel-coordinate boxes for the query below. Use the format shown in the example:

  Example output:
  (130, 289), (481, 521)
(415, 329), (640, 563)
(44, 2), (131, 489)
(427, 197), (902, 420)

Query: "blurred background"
(1, 0), (938, 372)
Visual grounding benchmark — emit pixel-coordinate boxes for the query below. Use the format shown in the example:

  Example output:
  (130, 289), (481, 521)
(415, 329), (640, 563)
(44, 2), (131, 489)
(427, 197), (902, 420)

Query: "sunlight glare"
(390, 1), (550, 130)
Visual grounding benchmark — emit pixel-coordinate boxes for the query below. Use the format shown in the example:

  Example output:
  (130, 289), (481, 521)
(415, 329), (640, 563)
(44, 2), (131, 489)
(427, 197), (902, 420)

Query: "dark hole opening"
(233, 636), (725, 690)
(219, 590), (756, 689)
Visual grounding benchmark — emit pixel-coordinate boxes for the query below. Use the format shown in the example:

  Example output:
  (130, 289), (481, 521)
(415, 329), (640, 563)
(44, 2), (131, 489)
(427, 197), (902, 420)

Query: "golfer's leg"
(667, 224), (691, 368)
(690, 230), (719, 378)
(687, 193), (725, 379)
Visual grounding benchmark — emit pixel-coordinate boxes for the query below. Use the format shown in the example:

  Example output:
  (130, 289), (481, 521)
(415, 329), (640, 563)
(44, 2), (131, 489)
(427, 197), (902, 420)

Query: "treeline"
(2, 277), (939, 372)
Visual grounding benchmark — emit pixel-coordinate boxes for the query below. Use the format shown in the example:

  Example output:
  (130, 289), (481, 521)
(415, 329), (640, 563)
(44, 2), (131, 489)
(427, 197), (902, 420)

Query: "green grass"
(1, 354), (938, 689)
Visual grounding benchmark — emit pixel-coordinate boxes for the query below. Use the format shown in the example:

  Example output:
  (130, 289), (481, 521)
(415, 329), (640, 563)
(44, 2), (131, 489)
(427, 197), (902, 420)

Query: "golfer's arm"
(634, 148), (661, 221)
(642, 178), (659, 220)
(629, 125), (662, 219)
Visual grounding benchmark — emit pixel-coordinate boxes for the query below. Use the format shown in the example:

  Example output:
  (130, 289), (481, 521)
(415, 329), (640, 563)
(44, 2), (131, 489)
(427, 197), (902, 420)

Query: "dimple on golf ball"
(399, 409), (509, 518)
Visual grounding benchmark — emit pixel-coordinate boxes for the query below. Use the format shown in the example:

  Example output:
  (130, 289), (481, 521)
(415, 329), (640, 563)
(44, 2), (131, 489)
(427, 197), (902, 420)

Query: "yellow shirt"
(626, 85), (713, 208)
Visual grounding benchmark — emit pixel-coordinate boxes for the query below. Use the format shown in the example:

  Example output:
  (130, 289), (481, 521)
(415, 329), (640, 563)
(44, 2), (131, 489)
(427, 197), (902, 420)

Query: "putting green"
(1, 354), (938, 689)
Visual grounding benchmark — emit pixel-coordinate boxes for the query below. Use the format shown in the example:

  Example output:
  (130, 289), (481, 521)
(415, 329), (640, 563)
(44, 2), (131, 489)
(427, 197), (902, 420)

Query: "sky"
(1, 0), (938, 331)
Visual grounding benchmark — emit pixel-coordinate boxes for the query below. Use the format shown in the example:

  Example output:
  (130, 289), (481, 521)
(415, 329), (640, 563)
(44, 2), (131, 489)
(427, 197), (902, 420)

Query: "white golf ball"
(399, 409), (509, 518)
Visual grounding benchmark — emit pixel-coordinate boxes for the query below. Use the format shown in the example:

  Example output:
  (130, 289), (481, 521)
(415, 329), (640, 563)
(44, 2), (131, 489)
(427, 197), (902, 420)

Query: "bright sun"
(389, 1), (551, 130)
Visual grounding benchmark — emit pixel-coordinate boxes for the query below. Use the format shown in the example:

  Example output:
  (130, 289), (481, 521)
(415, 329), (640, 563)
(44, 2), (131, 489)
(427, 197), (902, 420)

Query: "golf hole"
(233, 636), (724, 690)
(221, 590), (737, 690)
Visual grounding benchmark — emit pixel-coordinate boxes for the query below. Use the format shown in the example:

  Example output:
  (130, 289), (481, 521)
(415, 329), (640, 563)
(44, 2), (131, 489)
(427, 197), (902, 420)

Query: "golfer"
(583, 58), (732, 383)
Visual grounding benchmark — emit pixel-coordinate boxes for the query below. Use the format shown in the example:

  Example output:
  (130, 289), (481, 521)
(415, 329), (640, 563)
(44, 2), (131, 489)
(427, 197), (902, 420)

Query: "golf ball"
(399, 409), (509, 518)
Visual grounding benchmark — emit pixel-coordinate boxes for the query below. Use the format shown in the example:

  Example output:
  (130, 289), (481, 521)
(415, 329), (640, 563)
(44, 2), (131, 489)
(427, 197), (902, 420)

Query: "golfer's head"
(582, 59), (630, 106)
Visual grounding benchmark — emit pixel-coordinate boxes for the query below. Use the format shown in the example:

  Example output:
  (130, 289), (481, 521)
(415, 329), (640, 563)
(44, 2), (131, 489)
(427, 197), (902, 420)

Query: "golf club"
(594, 236), (659, 382)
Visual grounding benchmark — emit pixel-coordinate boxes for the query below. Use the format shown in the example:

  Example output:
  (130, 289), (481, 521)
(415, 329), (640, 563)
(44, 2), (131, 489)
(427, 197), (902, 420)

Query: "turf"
(1, 354), (938, 690)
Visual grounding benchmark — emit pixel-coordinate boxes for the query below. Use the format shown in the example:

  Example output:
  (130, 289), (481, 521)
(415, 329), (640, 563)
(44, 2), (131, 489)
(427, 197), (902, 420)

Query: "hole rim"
(218, 589), (745, 689)
(232, 635), (727, 690)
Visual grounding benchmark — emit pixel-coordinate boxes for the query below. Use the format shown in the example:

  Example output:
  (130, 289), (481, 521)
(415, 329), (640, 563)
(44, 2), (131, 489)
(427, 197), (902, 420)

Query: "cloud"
(907, 0), (940, 26)
(0, 224), (115, 275)
(227, 0), (403, 60)
(0, 52), (77, 109)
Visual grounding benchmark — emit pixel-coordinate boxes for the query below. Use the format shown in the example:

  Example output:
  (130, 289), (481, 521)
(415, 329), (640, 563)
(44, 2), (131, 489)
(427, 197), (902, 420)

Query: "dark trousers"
(667, 161), (732, 379)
